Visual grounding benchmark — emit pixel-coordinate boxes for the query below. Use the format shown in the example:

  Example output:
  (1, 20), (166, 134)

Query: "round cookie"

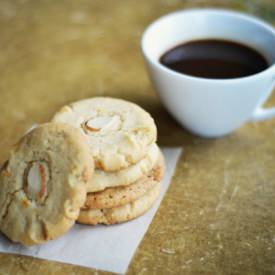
(0, 123), (93, 246)
(52, 97), (157, 172)
(77, 182), (160, 225)
(83, 151), (165, 209)
(87, 143), (160, 192)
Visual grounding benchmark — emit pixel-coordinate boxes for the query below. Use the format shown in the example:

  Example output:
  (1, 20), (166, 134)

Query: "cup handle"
(250, 76), (275, 122)
(251, 107), (275, 121)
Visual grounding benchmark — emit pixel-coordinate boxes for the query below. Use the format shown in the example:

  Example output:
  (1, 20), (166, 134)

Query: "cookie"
(77, 182), (160, 225)
(83, 151), (165, 209)
(87, 143), (160, 192)
(52, 97), (157, 172)
(0, 123), (93, 246)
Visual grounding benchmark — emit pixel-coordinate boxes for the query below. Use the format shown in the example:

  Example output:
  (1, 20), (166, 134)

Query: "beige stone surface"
(0, 0), (274, 274)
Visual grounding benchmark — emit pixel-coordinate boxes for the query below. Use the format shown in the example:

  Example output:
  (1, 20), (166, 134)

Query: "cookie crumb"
(161, 248), (176, 254)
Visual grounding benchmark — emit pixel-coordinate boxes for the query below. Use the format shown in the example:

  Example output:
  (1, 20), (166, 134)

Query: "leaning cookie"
(83, 151), (165, 209)
(52, 97), (157, 172)
(87, 143), (160, 192)
(0, 123), (93, 246)
(77, 182), (160, 225)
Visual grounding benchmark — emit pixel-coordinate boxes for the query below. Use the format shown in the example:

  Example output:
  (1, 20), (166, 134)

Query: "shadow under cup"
(142, 9), (275, 138)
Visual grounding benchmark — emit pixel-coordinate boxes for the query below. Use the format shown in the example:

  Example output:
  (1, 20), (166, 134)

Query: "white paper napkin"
(0, 147), (182, 274)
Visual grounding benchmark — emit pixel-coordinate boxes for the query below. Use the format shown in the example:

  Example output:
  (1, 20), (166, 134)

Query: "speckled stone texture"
(0, 0), (274, 274)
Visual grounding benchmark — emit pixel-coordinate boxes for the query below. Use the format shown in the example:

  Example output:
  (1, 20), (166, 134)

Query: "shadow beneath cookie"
(146, 104), (195, 147)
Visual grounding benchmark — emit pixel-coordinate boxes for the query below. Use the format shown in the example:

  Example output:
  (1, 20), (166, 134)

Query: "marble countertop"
(0, 0), (274, 274)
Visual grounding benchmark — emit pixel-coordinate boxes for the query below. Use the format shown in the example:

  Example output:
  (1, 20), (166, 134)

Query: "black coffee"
(160, 39), (269, 79)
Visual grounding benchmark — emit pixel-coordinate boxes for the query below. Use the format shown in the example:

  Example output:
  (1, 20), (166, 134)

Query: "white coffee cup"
(141, 8), (275, 138)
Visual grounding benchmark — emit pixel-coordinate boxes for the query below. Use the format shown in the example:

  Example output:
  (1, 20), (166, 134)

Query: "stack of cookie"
(0, 97), (164, 246)
(52, 97), (165, 225)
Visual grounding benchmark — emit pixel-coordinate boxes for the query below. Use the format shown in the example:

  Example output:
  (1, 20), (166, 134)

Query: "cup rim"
(141, 8), (275, 83)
